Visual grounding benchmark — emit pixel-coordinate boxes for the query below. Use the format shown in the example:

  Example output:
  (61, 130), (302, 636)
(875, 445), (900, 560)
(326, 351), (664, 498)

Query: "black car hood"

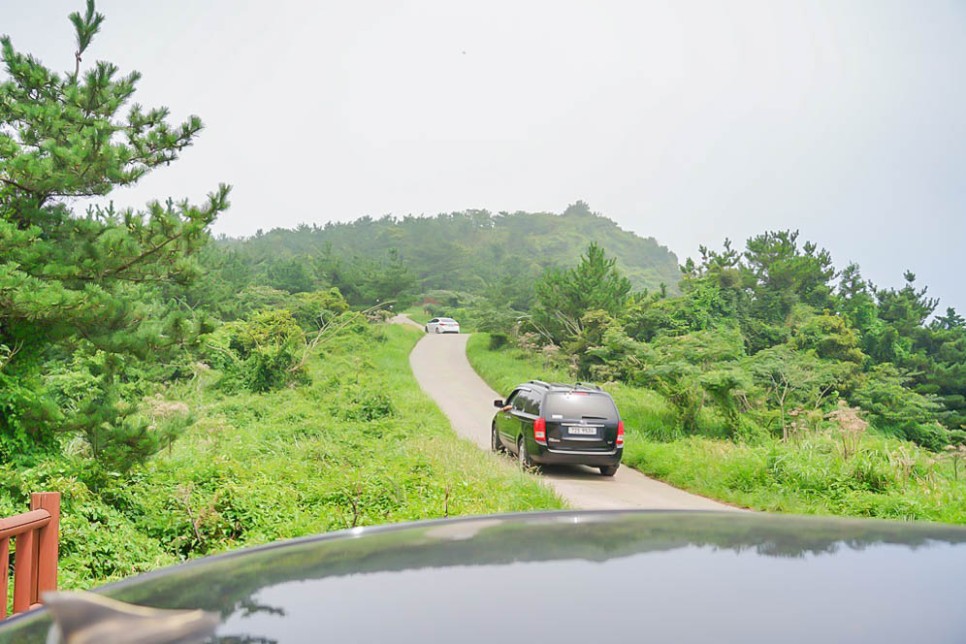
(3, 510), (966, 642)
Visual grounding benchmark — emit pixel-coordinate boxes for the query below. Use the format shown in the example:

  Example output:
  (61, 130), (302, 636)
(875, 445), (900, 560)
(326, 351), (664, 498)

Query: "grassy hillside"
(467, 333), (966, 524)
(1, 324), (562, 591)
(220, 202), (680, 298)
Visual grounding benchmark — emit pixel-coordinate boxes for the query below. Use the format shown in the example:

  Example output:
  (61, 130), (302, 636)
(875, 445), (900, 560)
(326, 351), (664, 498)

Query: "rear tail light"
(616, 420), (624, 448)
(534, 417), (547, 445)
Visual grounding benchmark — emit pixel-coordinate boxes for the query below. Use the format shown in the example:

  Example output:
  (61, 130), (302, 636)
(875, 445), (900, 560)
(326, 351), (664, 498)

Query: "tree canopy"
(0, 0), (229, 466)
(502, 231), (966, 450)
(213, 204), (680, 307)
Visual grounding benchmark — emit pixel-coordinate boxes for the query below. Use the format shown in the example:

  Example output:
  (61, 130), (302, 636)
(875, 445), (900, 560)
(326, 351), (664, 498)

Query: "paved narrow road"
(405, 325), (736, 511)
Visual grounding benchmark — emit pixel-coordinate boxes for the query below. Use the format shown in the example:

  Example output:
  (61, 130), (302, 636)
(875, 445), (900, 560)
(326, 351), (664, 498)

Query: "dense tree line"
(207, 201), (680, 310)
(503, 234), (965, 449)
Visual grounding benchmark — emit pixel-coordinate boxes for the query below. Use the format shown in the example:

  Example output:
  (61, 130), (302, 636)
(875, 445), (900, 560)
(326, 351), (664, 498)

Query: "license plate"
(569, 426), (597, 436)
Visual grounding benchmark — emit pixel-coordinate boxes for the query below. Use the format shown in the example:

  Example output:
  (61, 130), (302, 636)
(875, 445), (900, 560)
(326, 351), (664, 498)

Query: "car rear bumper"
(530, 445), (623, 467)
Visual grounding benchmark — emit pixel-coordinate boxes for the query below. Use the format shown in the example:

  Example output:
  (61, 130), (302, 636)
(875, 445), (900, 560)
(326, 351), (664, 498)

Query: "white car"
(425, 317), (460, 334)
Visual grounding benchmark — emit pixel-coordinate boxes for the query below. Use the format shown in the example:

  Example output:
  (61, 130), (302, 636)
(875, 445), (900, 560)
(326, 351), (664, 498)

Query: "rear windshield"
(543, 392), (618, 420)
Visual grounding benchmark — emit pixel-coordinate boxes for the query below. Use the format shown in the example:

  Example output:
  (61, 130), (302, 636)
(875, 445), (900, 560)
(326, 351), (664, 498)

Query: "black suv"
(492, 380), (624, 476)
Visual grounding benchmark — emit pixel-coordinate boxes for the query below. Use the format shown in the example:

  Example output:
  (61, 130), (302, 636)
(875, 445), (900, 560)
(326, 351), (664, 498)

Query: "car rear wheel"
(599, 464), (619, 477)
(491, 424), (505, 453)
(518, 437), (533, 468)
(435, 327), (442, 334)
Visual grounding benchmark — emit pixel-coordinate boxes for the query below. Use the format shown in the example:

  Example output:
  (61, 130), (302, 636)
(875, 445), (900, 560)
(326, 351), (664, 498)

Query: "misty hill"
(220, 202), (680, 302)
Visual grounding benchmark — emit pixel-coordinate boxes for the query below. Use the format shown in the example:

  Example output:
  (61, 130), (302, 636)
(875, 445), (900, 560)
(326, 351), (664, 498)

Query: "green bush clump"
(336, 388), (395, 422)
(202, 309), (308, 392)
(900, 423), (951, 451)
(290, 288), (351, 331)
(0, 461), (177, 588)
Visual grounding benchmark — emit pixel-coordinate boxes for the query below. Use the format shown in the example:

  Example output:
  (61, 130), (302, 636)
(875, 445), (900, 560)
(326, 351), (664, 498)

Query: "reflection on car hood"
(3, 510), (966, 643)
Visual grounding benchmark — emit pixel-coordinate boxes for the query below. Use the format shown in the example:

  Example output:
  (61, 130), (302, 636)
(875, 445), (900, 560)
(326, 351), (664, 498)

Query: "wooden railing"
(0, 492), (60, 619)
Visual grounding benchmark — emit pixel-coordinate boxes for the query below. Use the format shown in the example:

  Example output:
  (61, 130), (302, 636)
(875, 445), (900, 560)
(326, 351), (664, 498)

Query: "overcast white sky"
(3, 1), (965, 312)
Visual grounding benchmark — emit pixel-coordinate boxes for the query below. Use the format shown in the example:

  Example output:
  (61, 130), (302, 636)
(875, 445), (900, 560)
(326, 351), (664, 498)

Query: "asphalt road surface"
(404, 323), (736, 511)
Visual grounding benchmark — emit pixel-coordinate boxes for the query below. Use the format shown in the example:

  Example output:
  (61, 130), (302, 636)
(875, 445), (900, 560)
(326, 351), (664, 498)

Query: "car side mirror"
(493, 399), (504, 408)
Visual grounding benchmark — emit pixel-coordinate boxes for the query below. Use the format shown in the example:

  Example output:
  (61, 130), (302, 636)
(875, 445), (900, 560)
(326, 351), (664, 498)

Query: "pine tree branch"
(101, 231), (185, 278)
(0, 176), (34, 193)
(0, 340), (23, 371)
(75, 273), (170, 285)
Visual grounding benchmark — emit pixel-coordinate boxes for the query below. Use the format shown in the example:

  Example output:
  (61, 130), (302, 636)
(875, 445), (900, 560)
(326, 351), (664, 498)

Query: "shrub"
(902, 423), (951, 452)
(204, 310), (307, 393)
(852, 364), (943, 449)
(291, 288), (350, 331)
(849, 452), (894, 493)
(488, 333), (509, 350)
(338, 390), (395, 421)
(0, 365), (59, 464)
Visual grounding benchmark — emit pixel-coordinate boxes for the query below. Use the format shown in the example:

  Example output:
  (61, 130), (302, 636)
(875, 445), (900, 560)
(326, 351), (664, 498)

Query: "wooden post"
(11, 528), (34, 614)
(0, 538), (8, 619)
(31, 492), (60, 604)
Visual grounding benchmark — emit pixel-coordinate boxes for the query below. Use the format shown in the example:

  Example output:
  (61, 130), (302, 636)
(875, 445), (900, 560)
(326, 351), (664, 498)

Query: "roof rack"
(527, 380), (604, 392)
